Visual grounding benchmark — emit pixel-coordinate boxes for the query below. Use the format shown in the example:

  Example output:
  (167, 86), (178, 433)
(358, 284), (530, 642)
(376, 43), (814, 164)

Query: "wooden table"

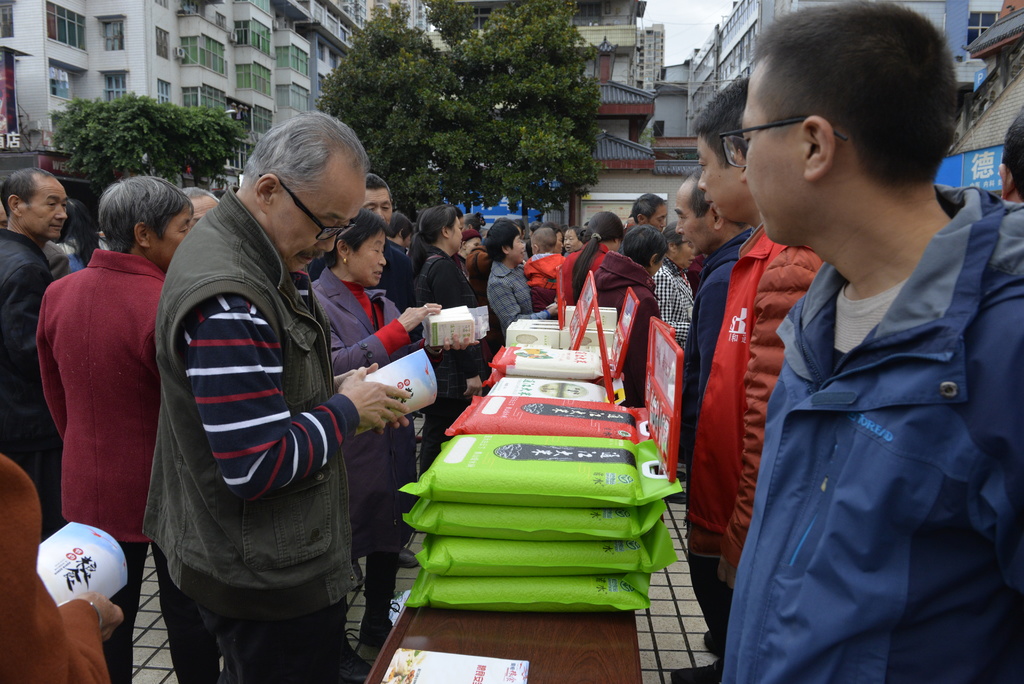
(366, 607), (642, 683)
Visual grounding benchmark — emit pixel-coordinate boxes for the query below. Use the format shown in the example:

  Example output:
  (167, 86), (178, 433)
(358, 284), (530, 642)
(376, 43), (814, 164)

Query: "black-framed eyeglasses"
(718, 116), (849, 168)
(265, 174), (355, 241)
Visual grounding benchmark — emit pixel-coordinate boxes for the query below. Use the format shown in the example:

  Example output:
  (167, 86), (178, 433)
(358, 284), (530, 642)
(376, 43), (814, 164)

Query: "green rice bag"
(417, 522), (677, 576)
(401, 435), (681, 508)
(405, 571), (651, 612)
(404, 498), (667, 541)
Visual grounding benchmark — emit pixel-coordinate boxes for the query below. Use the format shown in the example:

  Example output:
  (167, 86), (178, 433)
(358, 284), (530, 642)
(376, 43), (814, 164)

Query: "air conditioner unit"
(174, 46), (188, 60)
(274, 19), (286, 30)
(228, 33), (238, 44)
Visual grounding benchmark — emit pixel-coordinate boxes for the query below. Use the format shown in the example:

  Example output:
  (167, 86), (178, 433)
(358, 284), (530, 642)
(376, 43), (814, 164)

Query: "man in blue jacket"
(725, 3), (1024, 683)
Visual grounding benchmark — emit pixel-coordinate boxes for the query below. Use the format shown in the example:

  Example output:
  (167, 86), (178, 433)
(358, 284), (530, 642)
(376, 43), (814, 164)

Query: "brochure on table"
(645, 319), (683, 483)
(610, 288), (639, 378)
(379, 648), (528, 683)
(567, 271), (615, 403)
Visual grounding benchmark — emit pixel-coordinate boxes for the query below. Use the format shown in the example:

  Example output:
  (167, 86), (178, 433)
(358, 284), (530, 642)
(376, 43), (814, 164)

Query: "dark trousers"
(418, 397), (469, 474)
(688, 551), (732, 660)
(8, 447), (65, 539)
(105, 543), (220, 684)
(198, 598), (349, 684)
(362, 551), (400, 620)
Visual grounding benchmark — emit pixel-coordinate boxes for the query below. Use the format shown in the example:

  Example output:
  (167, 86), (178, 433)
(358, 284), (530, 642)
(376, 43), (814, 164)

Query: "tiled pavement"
(130, 498), (711, 683)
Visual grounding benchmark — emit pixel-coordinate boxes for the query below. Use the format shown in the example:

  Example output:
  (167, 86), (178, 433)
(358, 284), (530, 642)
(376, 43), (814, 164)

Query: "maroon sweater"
(594, 251), (661, 408)
(37, 251), (166, 542)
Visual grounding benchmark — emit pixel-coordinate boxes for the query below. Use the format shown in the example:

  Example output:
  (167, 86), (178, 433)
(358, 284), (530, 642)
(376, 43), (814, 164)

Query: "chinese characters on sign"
(962, 145), (1003, 192)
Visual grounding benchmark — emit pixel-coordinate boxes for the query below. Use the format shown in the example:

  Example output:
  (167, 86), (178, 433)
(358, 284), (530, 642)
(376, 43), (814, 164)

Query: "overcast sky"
(640, 0), (738, 67)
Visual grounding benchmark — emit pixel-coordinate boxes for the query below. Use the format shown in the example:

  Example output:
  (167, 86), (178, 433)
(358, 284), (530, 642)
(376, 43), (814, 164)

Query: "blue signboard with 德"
(962, 145), (1002, 192)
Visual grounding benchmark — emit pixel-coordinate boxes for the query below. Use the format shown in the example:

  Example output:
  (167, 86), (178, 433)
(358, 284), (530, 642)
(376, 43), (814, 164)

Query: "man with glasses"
(724, 4), (1024, 683)
(671, 79), (822, 684)
(145, 112), (412, 683)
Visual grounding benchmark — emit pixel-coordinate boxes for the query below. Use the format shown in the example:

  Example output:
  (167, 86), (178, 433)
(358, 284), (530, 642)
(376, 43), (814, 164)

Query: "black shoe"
(703, 630), (723, 658)
(670, 659), (723, 684)
(397, 547), (419, 569)
(359, 610), (394, 649)
(339, 645), (372, 684)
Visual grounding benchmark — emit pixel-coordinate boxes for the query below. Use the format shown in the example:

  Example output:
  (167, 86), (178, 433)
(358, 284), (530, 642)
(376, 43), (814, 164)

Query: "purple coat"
(312, 268), (419, 558)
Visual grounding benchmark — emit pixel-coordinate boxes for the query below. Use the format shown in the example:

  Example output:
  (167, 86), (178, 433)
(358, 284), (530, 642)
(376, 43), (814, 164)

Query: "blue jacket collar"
(780, 186), (1009, 387)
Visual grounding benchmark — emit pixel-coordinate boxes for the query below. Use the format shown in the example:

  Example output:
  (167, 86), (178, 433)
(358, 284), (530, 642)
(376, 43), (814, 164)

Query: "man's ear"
(7, 193), (25, 217)
(999, 163), (1019, 201)
(709, 205), (725, 230)
(801, 115), (839, 182)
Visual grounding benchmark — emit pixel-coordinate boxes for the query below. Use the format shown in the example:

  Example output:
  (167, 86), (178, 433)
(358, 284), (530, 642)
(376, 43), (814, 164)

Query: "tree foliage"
(318, 0), (601, 214)
(52, 94), (246, 192)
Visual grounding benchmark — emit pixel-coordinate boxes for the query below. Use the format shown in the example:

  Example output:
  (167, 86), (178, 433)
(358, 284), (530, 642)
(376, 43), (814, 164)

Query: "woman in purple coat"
(313, 209), (440, 680)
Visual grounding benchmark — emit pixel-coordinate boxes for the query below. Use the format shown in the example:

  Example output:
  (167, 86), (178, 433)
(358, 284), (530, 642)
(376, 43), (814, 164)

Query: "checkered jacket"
(654, 260), (693, 347)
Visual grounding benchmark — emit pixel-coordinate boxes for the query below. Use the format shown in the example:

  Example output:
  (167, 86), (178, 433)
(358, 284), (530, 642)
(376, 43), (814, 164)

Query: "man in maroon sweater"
(37, 176), (220, 684)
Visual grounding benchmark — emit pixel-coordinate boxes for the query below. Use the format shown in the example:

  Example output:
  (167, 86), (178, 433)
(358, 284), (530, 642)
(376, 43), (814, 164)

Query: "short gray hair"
(182, 187), (219, 202)
(100, 176), (191, 254)
(242, 112), (369, 193)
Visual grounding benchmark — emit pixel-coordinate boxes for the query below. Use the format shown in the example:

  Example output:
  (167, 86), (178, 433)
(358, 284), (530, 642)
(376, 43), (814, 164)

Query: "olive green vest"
(144, 189), (355, 621)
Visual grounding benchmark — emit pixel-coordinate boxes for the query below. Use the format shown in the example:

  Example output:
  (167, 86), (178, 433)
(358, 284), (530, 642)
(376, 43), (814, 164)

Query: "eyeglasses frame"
(718, 116), (849, 168)
(261, 174), (355, 241)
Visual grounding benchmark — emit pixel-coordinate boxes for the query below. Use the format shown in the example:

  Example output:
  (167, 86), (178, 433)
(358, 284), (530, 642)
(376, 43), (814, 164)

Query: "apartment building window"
(157, 79), (171, 104)
(49, 66), (71, 98)
(471, 7), (490, 30)
(181, 35), (226, 74)
(104, 73), (127, 101)
(276, 83), (309, 111)
(317, 43), (328, 62)
(968, 12), (999, 44)
(182, 84), (227, 109)
(252, 105), (272, 134)
(232, 142), (253, 171)
(574, 2), (600, 25)
(234, 20), (272, 54)
(154, 0), (168, 7)
(276, 45), (309, 76)
(46, 2), (86, 49)
(156, 27), (169, 58)
(236, 63), (272, 96)
(1, 5), (13, 38)
(235, 0), (271, 13)
(104, 21), (124, 51)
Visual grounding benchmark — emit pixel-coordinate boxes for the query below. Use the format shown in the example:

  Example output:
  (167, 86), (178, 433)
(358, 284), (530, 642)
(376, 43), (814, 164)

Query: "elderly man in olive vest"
(145, 112), (411, 683)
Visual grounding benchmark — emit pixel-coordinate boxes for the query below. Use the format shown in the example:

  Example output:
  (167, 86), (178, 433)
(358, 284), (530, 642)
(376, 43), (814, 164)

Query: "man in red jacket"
(37, 177), (220, 684)
(670, 79), (821, 684)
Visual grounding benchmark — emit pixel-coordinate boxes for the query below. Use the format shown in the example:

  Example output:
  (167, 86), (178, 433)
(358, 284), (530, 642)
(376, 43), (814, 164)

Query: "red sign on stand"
(569, 272), (615, 403)
(610, 288), (639, 378)
(645, 319), (684, 482)
(556, 268), (566, 328)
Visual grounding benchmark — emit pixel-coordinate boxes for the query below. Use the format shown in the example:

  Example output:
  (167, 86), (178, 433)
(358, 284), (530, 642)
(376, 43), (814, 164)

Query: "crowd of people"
(1, 3), (1023, 684)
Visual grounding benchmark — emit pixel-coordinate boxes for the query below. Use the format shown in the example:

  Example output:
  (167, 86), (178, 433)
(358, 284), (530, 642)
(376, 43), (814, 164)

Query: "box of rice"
(401, 434), (681, 507)
(416, 523), (676, 576)
(405, 572), (650, 612)
(404, 498), (667, 541)
(446, 395), (646, 442)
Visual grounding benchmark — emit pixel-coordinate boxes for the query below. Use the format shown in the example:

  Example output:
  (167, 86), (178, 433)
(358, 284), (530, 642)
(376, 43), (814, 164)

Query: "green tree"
(319, 0), (601, 214)
(319, 3), (476, 212)
(52, 94), (245, 192)
(451, 0), (602, 215)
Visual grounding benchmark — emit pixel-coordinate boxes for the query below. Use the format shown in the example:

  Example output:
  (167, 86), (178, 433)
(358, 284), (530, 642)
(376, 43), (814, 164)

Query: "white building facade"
(0, 0), (367, 183)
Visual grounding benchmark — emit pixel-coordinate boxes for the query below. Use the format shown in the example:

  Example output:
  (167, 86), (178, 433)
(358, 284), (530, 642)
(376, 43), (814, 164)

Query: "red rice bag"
(447, 394), (647, 442)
